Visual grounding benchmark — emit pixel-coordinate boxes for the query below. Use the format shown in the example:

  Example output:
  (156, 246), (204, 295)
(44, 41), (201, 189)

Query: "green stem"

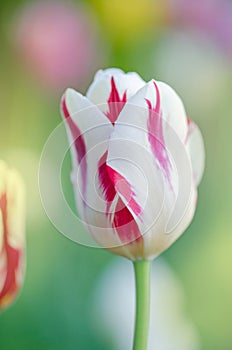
(133, 260), (151, 350)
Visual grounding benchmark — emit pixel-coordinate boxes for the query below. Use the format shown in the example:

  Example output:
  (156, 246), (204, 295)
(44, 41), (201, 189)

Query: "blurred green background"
(0, 0), (232, 349)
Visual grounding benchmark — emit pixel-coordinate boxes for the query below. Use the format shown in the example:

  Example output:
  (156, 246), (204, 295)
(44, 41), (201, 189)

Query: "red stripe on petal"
(98, 151), (117, 215)
(98, 152), (142, 225)
(0, 194), (21, 306)
(146, 82), (172, 183)
(61, 96), (87, 197)
(107, 166), (142, 218)
(105, 77), (127, 124)
(98, 154), (143, 245)
(113, 197), (142, 244)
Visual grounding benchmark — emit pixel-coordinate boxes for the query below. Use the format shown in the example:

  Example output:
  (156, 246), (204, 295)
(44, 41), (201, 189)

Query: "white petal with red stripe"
(61, 89), (118, 244)
(107, 81), (196, 258)
(86, 68), (145, 117)
(124, 79), (188, 142)
(61, 88), (139, 249)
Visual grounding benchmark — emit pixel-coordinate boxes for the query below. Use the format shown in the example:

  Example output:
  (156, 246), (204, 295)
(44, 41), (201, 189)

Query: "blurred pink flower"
(14, 1), (103, 93)
(171, 0), (232, 55)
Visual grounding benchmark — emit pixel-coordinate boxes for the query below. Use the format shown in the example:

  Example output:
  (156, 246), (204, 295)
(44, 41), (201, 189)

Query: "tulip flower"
(0, 161), (26, 310)
(61, 68), (205, 259)
(61, 68), (205, 349)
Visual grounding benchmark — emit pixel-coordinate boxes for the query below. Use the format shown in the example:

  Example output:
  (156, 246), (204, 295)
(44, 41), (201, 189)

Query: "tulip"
(61, 68), (205, 349)
(61, 68), (205, 260)
(0, 161), (26, 310)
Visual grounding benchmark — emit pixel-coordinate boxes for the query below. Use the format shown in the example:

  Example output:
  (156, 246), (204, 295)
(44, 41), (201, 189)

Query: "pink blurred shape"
(14, 1), (102, 93)
(172, 0), (232, 55)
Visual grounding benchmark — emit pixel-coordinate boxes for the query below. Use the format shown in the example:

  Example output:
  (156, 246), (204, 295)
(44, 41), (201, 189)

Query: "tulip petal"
(110, 80), (191, 200)
(105, 77), (127, 124)
(124, 79), (188, 142)
(145, 82), (172, 184)
(107, 108), (168, 247)
(157, 80), (188, 142)
(61, 88), (113, 215)
(186, 118), (205, 186)
(97, 152), (143, 256)
(61, 88), (141, 250)
(107, 81), (196, 257)
(86, 68), (145, 118)
(142, 182), (197, 259)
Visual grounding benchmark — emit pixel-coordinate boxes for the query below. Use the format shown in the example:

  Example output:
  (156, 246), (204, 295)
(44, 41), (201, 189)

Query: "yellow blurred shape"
(93, 0), (168, 43)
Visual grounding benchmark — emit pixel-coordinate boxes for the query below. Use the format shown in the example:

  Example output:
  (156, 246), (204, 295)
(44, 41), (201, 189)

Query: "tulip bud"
(60, 68), (205, 260)
(0, 161), (26, 309)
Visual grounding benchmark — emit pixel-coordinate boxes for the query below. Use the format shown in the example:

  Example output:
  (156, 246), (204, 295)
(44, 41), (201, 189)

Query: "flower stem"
(133, 259), (151, 350)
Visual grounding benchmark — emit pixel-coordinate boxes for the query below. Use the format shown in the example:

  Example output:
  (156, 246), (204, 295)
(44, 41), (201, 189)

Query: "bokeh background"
(0, 0), (231, 349)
